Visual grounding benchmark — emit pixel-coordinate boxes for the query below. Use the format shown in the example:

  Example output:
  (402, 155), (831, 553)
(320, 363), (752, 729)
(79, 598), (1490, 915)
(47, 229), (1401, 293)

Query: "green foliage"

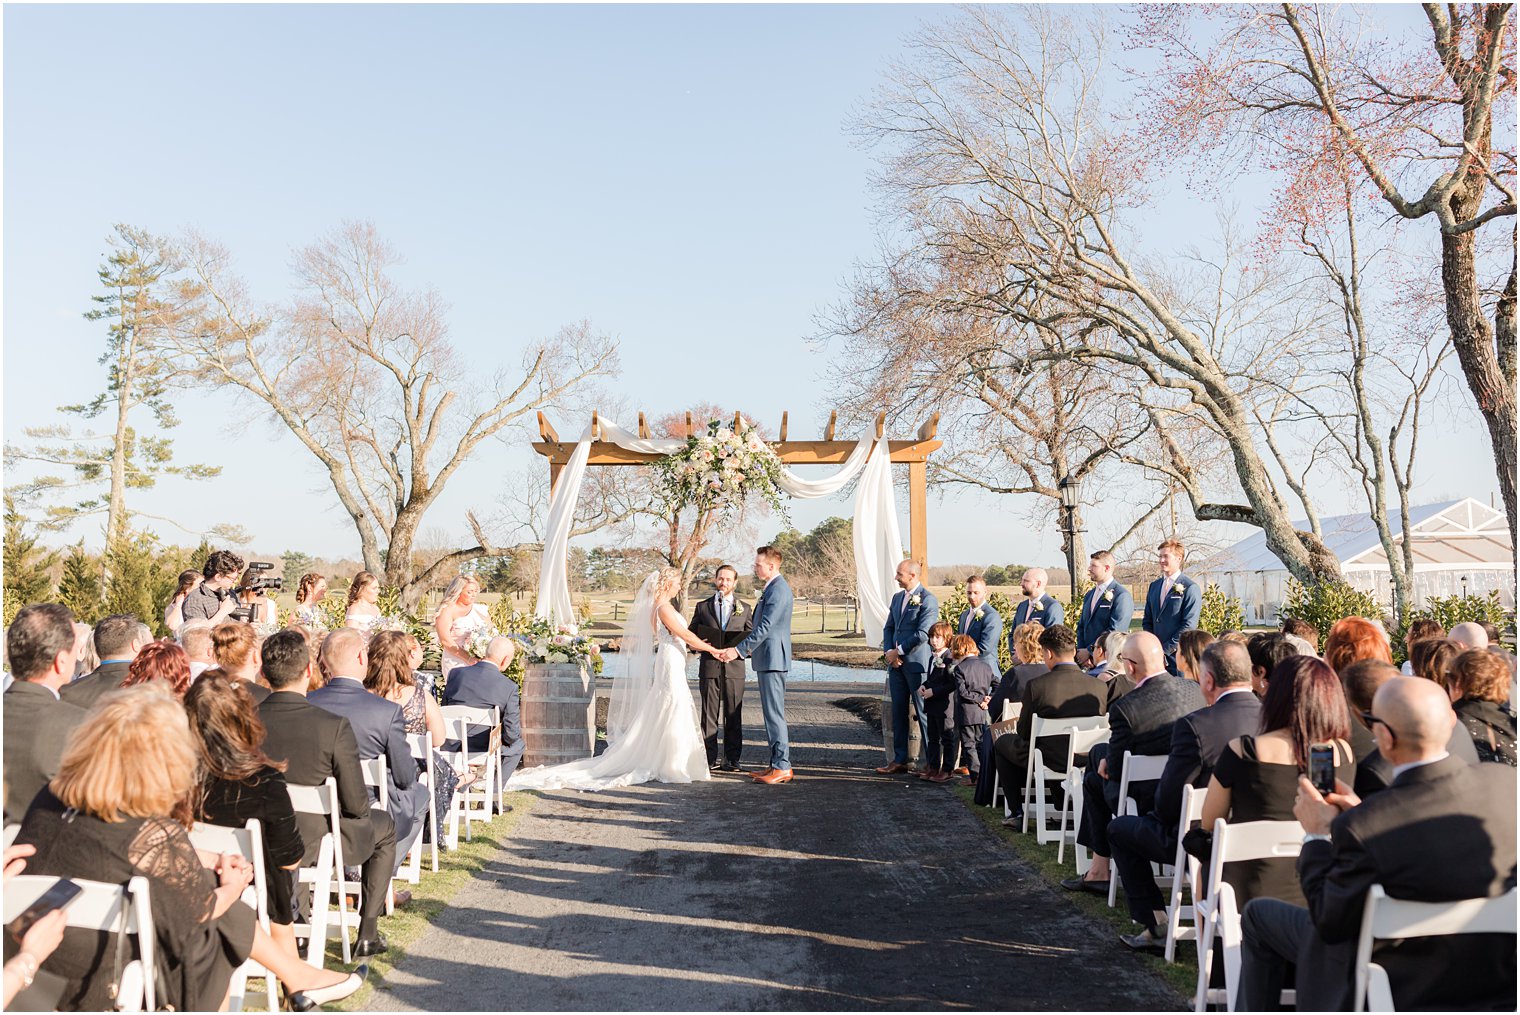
(57, 543), (105, 624)
(3, 496), (59, 625)
(1198, 583), (1246, 636)
(938, 583), (1015, 672)
(981, 564), (1031, 587)
(1279, 578), (1386, 638)
(377, 586), (435, 646)
(1394, 591), (1513, 660)
(101, 531), (184, 635)
(281, 549), (315, 580)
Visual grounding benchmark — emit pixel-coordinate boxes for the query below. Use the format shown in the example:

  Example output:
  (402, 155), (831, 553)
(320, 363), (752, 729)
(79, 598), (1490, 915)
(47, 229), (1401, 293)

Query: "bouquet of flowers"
(292, 604), (330, 634)
(465, 625), (500, 660)
(655, 418), (786, 519)
(370, 614), (410, 634)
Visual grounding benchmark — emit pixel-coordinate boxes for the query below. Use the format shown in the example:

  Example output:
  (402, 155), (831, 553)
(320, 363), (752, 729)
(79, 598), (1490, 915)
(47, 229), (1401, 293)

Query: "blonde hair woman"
(10, 684), (365, 1011)
(509, 567), (718, 792)
(434, 574), (489, 679)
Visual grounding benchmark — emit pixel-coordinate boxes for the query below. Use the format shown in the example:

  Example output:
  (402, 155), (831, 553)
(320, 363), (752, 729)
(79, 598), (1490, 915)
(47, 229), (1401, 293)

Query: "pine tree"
(102, 530), (180, 633)
(57, 542), (105, 624)
(3, 496), (58, 625)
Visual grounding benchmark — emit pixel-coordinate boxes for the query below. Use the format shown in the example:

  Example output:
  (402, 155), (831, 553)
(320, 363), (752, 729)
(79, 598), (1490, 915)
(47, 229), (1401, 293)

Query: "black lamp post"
(1461, 575), (1469, 599)
(1059, 475), (1084, 602)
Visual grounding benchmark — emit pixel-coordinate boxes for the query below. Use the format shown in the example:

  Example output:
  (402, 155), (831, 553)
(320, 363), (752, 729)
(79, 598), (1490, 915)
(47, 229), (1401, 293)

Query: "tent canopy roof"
(1197, 499), (1513, 575)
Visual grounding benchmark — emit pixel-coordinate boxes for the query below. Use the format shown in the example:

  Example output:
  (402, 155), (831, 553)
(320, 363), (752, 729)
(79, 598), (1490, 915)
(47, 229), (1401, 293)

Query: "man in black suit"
(690, 564), (752, 771)
(3, 604), (87, 820)
(258, 630), (398, 957)
(1239, 677), (1516, 1011)
(1110, 640), (1263, 949)
(1342, 659), (1480, 796)
(1064, 631), (1205, 894)
(310, 628), (430, 868)
(990, 624), (1105, 823)
(59, 614), (151, 710)
(442, 636), (525, 781)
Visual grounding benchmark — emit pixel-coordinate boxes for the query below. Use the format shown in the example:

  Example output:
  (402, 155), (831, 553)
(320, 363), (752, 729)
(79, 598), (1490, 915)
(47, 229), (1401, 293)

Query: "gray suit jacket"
(59, 660), (132, 711)
(3, 682), (87, 819)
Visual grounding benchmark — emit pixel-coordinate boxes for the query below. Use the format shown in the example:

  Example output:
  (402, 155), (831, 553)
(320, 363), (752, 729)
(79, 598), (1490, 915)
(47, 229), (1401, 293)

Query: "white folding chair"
(359, 756), (400, 915)
(1163, 784), (1207, 962)
(405, 731), (452, 872)
(286, 778), (349, 966)
(1000, 701), (1022, 722)
(3, 875), (158, 1011)
(1055, 724), (1115, 865)
(442, 705), (500, 836)
(1108, 752), (1171, 907)
(1354, 884), (1517, 1012)
(1023, 713), (1109, 836)
(1193, 817), (1305, 1013)
(189, 820), (277, 1011)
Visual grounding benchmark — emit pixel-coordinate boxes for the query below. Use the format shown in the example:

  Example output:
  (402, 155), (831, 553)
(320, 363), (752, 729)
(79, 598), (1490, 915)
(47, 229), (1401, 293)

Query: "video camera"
(227, 562), (282, 623)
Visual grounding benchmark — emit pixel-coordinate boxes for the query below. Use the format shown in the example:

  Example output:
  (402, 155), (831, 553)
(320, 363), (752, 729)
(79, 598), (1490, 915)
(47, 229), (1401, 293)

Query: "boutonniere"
(908, 594), (922, 607)
(1170, 584), (1186, 598)
(732, 601), (743, 614)
(1102, 589), (1115, 603)
(973, 608), (985, 621)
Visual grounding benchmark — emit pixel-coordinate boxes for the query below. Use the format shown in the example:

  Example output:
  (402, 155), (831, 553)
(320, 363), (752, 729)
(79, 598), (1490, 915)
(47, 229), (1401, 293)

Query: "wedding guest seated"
(1238, 677), (1516, 1011)
(1217, 630), (1251, 646)
(1099, 631), (1138, 705)
(986, 621), (1047, 722)
(1323, 616), (1393, 677)
(1064, 631), (1204, 895)
(120, 639), (192, 697)
(1447, 648), (1516, 766)
(310, 628), (429, 871)
(178, 620), (216, 679)
(10, 684), (364, 1011)
(1399, 617), (1445, 674)
(3, 604), (86, 820)
(1448, 620), (1490, 652)
(990, 623), (1103, 826)
(1112, 640), (1262, 951)
(212, 622), (271, 702)
(367, 630), (472, 841)
(1279, 616), (1321, 654)
(258, 629), (398, 957)
(442, 635), (526, 781)
(184, 674), (306, 959)
(164, 568), (201, 635)
(949, 635), (996, 785)
(1176, 629), (1215, 685)
(1196, 655), (1351, 908)
(1349, 657), (1479, 795)
(918, 623), (958, 782)
(1407, 636), (1457, 688)
(1246, 632), (1304, 698)
(59, 614), (151, 710)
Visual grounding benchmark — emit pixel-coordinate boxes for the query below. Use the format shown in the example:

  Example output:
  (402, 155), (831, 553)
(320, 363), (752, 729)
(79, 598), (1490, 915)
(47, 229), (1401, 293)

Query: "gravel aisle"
(369, 682), (1181, 1011)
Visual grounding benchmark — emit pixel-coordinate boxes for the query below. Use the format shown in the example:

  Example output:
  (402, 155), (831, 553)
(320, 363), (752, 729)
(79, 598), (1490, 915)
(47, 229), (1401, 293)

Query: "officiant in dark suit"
(692, 564), (752, 771)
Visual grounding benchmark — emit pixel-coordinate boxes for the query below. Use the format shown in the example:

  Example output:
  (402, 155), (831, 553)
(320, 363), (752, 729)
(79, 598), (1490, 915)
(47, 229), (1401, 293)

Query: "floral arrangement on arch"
(656, 418), (786, 518)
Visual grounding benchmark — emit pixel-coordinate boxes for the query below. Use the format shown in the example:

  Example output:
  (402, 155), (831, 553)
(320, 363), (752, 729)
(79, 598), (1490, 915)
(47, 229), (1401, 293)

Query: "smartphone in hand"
(1308, 742), (1336, 797)
(10, 877), (81, 940)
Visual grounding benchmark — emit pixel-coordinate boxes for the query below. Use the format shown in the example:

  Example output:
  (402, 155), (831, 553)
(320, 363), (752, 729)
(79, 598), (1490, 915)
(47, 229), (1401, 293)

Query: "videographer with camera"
(181, 552), (284, 626)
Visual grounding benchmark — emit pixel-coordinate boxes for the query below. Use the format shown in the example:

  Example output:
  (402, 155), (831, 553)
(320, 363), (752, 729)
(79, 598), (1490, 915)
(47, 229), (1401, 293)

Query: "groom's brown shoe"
(754, 768), (793, 785)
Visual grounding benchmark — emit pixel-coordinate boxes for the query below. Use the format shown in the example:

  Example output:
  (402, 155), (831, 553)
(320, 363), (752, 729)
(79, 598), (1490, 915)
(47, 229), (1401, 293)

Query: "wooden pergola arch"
(533, 411), (944, 565)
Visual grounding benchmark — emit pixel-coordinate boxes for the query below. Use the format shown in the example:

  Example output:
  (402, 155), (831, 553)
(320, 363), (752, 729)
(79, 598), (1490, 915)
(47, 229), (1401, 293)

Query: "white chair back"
(1353, 885), (1518, 1012)
(284, 778), (351, 966)
(189, 820), (276, 1011)
(360, 756), (391, 813)
(1108, 751), (1173, 906)
(3, 875), (157, 1010)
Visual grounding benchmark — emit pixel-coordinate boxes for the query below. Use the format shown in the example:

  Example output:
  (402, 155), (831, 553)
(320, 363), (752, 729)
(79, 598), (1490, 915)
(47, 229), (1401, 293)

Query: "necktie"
(1161, 577), (1173, 605)
(961, 612), (971, 634)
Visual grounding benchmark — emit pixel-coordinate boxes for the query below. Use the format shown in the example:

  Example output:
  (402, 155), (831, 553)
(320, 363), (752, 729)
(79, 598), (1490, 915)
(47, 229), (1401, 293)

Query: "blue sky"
(3, 4), (1498, 572)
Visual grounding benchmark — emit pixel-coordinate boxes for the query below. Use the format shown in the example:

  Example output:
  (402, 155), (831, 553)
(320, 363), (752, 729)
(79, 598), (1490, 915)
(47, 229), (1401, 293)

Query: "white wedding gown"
(507, 595), (710, 792)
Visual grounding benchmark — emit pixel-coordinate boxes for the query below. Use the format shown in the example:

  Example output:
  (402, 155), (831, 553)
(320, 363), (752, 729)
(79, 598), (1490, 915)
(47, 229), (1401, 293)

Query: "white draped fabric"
(535, 422), (904, 648)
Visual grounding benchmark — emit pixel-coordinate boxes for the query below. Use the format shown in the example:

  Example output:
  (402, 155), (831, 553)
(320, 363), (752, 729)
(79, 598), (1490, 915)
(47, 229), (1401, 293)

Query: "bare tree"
(169, 222), (619, 610)
(852, 8), (1345, 581)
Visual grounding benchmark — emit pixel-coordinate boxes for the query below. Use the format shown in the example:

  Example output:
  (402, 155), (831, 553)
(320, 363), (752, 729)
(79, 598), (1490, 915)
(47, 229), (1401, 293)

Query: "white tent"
(1195, 498), (1515, 624)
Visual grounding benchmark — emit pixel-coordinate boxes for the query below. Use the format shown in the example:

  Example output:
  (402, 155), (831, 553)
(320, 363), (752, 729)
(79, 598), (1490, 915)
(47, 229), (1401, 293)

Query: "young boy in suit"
(917, 622), (958, 782)
(948, 634), (996, 786)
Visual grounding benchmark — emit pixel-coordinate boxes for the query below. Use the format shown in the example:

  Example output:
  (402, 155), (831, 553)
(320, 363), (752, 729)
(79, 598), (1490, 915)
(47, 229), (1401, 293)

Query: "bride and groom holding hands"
(508, 546), (796, 793)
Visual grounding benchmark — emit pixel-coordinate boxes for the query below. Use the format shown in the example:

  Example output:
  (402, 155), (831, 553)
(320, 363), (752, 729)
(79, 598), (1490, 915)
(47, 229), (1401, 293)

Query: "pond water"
(596, 651), (882, 685)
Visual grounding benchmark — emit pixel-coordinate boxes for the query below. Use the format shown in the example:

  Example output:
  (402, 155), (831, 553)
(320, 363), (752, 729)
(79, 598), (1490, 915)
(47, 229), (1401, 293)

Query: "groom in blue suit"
(725, 545), (795, 785)
(956, 575), (1003, 667)
(877, 559), (939, 774)
(1142, 539), (1203, 675)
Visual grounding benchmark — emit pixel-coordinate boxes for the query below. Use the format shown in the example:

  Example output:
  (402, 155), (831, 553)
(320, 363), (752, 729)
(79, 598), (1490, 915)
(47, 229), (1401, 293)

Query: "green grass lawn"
(950, 784), (1198, 1002)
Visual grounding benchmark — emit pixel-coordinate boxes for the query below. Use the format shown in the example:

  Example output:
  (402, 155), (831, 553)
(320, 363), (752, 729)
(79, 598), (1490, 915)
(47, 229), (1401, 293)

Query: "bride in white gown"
(508, 568), (716, 791)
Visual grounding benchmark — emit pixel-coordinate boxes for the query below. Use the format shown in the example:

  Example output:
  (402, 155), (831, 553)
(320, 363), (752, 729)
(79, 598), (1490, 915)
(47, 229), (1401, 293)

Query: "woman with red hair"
(120, 640), (193, 697)
(1322, 616), (1392, 675)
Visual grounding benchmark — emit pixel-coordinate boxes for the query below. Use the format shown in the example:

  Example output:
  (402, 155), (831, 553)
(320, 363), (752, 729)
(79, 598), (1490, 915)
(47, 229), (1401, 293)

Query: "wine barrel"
(880, 682), (923, 766)
(521, 662), (595, 768)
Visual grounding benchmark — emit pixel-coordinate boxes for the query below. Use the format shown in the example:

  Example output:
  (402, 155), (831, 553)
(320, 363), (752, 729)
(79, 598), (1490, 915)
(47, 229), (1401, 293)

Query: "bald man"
(1239, 677), (1517, 1011)
(1448, 621), (1490, 652)
(1007, 567), (1064, 653)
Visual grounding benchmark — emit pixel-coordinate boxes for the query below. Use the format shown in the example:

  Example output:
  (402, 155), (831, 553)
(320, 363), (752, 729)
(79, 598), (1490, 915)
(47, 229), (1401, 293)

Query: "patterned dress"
(401, 679), (462, 841)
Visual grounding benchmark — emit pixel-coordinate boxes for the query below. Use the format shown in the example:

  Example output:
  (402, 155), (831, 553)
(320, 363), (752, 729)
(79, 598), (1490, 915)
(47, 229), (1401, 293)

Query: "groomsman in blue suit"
(957, 574), (1004, 666)
(876, 559), (939, 774)
(1075, 550), (1133, 666)
(1007, 567), (1064, 659)
(1142, 539), (1203, 675)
